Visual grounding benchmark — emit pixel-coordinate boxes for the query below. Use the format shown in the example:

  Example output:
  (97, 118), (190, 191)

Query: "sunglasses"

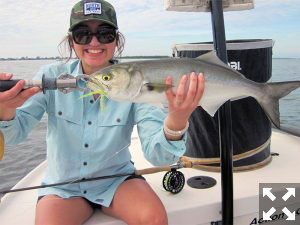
(71, 26), (117, 45)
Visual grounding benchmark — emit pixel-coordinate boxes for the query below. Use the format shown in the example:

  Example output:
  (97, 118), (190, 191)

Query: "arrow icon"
(263, 188), (276, 201)
(282, 188), (295, 201)
(282, 207), (296, 220)
(263, 207), (276, 220)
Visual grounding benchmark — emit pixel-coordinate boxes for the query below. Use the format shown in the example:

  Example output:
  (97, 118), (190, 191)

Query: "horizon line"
(0, 56), (299, 60)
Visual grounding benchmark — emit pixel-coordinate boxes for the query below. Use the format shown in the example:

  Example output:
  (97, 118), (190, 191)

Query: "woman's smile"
(85, 48), (104, 54)
(83, 47), (106, 58)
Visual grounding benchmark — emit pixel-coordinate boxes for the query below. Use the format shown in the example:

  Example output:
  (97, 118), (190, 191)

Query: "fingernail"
(18, 80), (26, 87)
(166, 76), (172, 83)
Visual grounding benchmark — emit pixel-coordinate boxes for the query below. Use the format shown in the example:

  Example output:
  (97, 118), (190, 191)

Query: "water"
(0, 58), (299, 192)
(0, 60), (53, 192)
(271, 59), (300, 129)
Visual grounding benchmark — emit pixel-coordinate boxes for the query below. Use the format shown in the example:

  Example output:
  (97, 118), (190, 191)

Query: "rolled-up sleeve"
(0, 68), (48, 145)
(133, 103), (187, 166)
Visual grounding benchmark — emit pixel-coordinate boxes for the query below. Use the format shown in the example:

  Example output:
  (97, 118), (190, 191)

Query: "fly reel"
(162, 169), (185, 194)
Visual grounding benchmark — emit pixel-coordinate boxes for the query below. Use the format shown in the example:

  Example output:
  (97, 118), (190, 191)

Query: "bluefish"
(86, 51), (300, 132)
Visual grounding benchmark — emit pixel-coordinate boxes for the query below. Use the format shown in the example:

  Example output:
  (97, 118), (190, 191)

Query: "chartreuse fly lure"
(80, 90), (108, 112)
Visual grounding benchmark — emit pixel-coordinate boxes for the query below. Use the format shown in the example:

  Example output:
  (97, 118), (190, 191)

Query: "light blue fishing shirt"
(0, 60), (187, 207)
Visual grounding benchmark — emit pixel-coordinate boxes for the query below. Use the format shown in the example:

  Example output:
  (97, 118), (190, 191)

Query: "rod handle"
(0, 80), (21, 92)
(135, 166), (171, 176)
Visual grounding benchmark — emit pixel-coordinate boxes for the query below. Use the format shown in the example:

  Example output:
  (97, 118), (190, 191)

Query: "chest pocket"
(96, 100), (133, 127)
(48, 91), (83, 125)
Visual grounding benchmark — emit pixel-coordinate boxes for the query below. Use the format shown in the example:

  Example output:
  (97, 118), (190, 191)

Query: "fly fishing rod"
(3, 152), (262, 199)
(0, 149), (261, 198)
(0, 158), (194, 197)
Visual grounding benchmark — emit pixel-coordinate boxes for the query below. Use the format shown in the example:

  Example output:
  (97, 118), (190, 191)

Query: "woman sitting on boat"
(0, 0), (204, 224)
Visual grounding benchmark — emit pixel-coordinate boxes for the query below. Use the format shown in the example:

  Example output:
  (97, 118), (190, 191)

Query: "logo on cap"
(84, 2), (101, 15)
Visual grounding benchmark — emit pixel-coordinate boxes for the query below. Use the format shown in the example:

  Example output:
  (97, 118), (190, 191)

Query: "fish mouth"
(100, 82), (109, 91)
(89, 77), (109, 91)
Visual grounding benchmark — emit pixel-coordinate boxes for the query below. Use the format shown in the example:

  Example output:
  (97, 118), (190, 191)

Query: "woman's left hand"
(164, 72), (205, 139)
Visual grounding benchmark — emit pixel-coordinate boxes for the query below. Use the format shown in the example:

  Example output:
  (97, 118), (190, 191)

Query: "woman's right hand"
(0, 72), (40, 121)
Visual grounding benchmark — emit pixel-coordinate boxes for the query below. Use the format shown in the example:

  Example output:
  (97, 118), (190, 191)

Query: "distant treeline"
(0, 56), (61, 61)
(119, 56), (170, 59)
(0, 55), (170, 61)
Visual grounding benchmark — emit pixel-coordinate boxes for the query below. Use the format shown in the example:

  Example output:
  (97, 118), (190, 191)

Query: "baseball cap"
(69, 0), (118, 31)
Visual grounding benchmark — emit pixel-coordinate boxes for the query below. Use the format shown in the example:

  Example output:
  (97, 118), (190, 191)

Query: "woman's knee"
(141, 208), (168, 225)
(105, 179), (169, 225)
(35, 195), (93, 225)
(128, 202), (168, 225)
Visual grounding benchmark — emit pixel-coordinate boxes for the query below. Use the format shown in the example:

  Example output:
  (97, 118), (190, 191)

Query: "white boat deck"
(1, 130), (300, 225)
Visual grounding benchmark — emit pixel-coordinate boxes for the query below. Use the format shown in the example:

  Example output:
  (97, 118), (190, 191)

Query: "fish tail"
(258, 81), (300, 130)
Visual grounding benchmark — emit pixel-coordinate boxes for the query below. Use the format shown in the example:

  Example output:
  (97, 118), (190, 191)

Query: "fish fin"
(196, 51), (229, 68)
(200, 98), (228, 116)
(196, 51), (247, 79)
(258, 81), (300, 130)
(143, 82), (173, 93)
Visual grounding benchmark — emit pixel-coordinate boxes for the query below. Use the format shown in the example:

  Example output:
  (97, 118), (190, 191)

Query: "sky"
(0, 0), (299, 58)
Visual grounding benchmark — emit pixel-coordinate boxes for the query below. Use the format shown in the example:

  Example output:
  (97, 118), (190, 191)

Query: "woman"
(0, 1), (204, 224)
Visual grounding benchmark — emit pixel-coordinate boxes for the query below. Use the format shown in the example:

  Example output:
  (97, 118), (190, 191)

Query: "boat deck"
(1, 130), (300, 225)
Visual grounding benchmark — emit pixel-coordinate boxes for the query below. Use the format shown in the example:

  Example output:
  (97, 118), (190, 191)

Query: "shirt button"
(83, 190), (87, 194)
(84, 143), (89, 148)
(58, 111), (62, 116)
(83, 162), (87, 166)
(116, 118), (121, 123)
(90, 100), (94, 104)
(88, 121), (92, 125)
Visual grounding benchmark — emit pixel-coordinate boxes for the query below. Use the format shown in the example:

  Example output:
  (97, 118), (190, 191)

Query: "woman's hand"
(0, 72), (40, 121)
(164, 72), (205, 140)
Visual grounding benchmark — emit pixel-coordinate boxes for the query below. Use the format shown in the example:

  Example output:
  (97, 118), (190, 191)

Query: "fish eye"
(102, 74), (111, 81)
